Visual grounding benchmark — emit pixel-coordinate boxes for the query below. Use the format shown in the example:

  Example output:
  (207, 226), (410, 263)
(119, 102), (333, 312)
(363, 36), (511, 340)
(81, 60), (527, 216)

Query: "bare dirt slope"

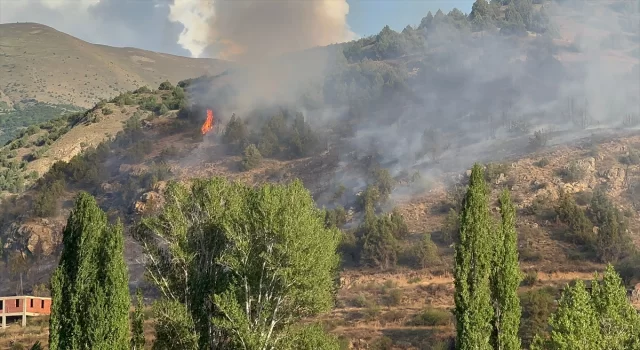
(0, 23), (230, 108)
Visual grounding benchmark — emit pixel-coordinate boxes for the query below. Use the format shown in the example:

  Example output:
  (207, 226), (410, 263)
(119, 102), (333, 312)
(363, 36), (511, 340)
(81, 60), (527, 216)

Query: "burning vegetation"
(201, 109), (214, 135)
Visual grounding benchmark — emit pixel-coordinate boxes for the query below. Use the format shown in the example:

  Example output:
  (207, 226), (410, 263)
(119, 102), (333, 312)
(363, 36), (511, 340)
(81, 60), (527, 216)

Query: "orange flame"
(201, 109), (214, 135)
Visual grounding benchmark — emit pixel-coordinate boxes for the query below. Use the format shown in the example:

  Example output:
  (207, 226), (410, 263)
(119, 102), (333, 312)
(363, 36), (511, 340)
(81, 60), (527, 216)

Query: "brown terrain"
(0, 23), (230, 108)
(1, 1), (640, 349)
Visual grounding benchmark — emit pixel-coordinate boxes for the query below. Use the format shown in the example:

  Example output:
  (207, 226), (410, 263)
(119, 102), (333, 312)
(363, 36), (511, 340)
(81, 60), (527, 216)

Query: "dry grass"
(0, 313), (156, 350)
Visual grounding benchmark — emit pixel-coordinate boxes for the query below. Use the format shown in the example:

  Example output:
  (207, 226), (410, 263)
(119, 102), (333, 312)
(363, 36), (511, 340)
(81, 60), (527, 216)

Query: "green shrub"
(383, 288), (403, 306)
(529, 129), (549, 150)
(441, 208), (459, 244)
(370, 336), (393, 350)
(619, 148), (640, 165)
(519, 287), (557, 348)
(485, 162), (510, 182)
(408, 308), (452, 326)
(33, 179), (65, 217)
(158, 81), (174, 90)
(350, 294), (369, 308)
(521, 270), (538, 286)
(155, 104), (169, 116)
(134, 86), (151, 94)
(534, 157), (550, 167)
(558, 161), (587, 182)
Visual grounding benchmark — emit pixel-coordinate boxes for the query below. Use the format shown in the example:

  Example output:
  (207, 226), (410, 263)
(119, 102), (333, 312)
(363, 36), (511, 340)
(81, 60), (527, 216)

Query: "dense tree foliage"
(136, 177), (341, 349)
(533, 265), (640, 349)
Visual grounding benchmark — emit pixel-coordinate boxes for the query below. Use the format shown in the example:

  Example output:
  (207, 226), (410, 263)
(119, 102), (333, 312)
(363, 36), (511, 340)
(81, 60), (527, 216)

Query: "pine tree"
(590, 265), (640, 349)
(470, 0), (494, 31)
(49, 192), (130, 350)
(491, 190), (522, 350)
(540, 280), (601, 350)
(131, 288), (146, 350)
(454, 164), (494, 350)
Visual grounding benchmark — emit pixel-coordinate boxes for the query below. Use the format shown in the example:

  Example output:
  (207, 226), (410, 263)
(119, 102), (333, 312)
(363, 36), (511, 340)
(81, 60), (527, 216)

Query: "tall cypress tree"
(454, 164), (494, 350)
(491, 190), (522, 350)
(49, 192), (130, 350)
(95, 220), (130, 349)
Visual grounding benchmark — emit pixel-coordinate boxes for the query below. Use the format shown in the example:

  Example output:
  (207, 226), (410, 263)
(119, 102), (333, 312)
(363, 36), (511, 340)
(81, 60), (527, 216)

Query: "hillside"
(1, 0), (639, 349)
(0, 23), (229, 109)
(0, 23), (230, 144)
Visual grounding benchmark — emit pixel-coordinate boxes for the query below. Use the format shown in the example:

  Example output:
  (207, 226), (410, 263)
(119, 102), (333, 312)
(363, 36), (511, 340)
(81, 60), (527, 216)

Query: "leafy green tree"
(590, 265), (640, 349)
(222, 114), (249, 150)
(241, 144), (262, 171)
(534, 280), (601, 350)
(491, 190), (522, 350)
(412, 233), (440, 268)
(555, 191), (594, 245)
(49, 192), (130, 350)
(453, 164), (494, 350)
(360, 213), (399, 270)
(371, 167), (394, 202)
(588, 189), (633, 263)
(137, 178), (341, 349)
(131, 288), (146, 350)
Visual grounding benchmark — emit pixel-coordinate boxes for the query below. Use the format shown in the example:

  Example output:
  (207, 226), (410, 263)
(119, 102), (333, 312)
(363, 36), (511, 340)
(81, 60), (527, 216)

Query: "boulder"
(631, 283), (640, 302)
(133, 191), (163, 214)
(18, 221), (60, 255)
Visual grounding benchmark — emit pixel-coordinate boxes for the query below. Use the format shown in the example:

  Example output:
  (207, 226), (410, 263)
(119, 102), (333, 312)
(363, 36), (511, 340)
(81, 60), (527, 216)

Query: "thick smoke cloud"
(168, 0), (357, 60)
(184, 0), (638, 208)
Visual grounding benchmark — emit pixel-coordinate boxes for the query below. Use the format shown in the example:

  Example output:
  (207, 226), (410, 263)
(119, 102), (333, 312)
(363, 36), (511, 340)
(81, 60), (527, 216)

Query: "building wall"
(26, 297), (51, 315)
(0, 297), (51, 315)
(2, 297), (24, 314)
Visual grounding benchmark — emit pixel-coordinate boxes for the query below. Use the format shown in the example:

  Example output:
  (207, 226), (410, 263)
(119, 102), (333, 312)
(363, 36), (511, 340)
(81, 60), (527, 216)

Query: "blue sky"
(347, 0), (475, 37)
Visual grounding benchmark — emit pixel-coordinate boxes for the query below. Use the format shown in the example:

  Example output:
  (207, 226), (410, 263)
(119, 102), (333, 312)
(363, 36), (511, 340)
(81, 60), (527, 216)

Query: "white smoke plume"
(168, 0), (215, 59)
(168, 0), (357, 60)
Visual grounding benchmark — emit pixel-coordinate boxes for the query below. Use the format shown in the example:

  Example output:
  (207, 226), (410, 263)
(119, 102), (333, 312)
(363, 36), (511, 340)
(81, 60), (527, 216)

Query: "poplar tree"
(138, 178), (341, 349)
(491, 190), (522, 350)
(49, 192), (130, 350)
(454, 163), (494, 350)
